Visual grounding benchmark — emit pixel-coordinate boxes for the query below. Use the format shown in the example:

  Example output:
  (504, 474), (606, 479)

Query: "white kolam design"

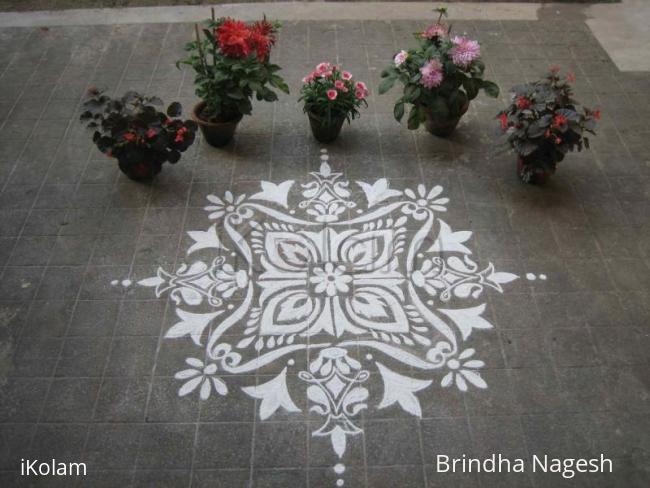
(137, 149), (521, 482)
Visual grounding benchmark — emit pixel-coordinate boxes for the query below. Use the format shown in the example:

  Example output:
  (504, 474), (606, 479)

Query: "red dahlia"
(216, 19), (252, 58)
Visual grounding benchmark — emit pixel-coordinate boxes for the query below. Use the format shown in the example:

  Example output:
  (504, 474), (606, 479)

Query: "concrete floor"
(0, 3), (648, 488)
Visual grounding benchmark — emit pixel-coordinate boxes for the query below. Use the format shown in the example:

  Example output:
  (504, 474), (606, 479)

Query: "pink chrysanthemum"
(419, 59), (443, 89)
(449, 36), (481, 67)
(422, 23), (448, 40)
(327, 89), (338, 101)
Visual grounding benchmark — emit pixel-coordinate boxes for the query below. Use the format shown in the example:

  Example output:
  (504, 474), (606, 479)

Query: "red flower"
(249, 30), (271, 61)
(217, 19), (252, 58)
(174, 126), (188, 143)
(567, 72), (576, 83)
(552, 114), (568, 128)
(593, 109), (601, 120)
(516, 96), (531, 110)
(555, 136), (562, 145)
(496, 112), (509, 130)
(146, 128), (157, 139)
(123, 132), (137, 142)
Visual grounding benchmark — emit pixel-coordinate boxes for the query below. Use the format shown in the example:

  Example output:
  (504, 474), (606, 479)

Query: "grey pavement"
(0, 4), (649, 488)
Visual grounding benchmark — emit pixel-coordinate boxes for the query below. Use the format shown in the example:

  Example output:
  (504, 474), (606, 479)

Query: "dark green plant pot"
(517, 156), (557, 185)
(118, 159), (162, 182)
(423, 101), (469, 138)
(192, 101), (242, 148)
(308, 112), (345, 143)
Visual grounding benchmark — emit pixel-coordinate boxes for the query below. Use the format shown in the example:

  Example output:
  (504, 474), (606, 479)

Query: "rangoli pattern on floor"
(137, 149), (521, 483)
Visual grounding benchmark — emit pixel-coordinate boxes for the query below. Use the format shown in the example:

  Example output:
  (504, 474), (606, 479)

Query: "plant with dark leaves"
(496, 67), (600, 180)
(80, 88), (197, 181)
(379, 7), (499, 130)
(177, 10), (289, 123)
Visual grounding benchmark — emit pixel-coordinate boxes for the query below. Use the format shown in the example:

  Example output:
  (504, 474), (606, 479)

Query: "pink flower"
(567, 72), (576, 83)
(316, 62), (332, 73)
(354, 81), (369, 99)
(302, 71), (317, 84)
(419, 58), (443, 89)
(320, 70), (333, 78)
(422, 23), (448, 39)
(394, 50), (408, 67)
(334, 80), (348, 92)
(327, 89), (338, 101)
(342, 71), (353, 80)
(449, 36), (481, 67)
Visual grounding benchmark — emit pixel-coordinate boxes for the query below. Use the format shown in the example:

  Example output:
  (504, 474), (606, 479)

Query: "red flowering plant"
(379, 7), (499, 133)
(299, 62), (369, 126)
(80, 88), (197, 181)
(496, 67), (600, 182)
(178, 11), (289, 123)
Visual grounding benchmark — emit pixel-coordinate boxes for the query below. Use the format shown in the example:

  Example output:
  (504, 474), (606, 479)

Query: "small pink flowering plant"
(299, 62), (369, 126)
(379, 7), (499, 130)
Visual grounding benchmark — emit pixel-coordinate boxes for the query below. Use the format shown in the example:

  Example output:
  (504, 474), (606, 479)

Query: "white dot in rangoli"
(227, 304), (234, 310)
(539, 274), (547, 280)
(288, 359), (295, 366)
(121, 279), (132, 287)
(427, 299), (434, 306)
(320, 148), (327, 153)
(336, 480), (344, 487)
(230, 252), (236, 257)
(366, 354), (373, 360)
(110, 280), (119, 286)
(356, 209), (363, 214)
(321, 154), (329, 161)
(21, 281), (31, 289)
(526, 273), (536, 281)
(334, 463), (345, 474)
(290, 210), (296, 214)
(417, 253), (423, 258)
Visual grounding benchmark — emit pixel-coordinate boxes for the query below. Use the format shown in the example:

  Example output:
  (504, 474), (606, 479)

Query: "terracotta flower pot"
(192, 101), (242, 148)
(118, 159), (162, 182)
(308, 112), (346, 143)
(516, 156), (552, 185)
(423, 101), (470, 138)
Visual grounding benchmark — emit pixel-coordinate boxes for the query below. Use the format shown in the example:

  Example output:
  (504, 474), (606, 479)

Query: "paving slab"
(0, 3), (649, 488)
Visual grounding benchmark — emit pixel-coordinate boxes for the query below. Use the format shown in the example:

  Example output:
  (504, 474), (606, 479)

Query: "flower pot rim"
(192, 101), (243, 127)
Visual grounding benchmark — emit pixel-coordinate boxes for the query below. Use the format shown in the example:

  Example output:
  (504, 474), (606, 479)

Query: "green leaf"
(404, 84), (421, 103)
(481, 80), (500, 98)
(394, 102), (405, 122)
(166, 102), (182, 117)
(407, 105), (421, 130)
(462, 78), (479, 100)
(378, 77), (396, 95)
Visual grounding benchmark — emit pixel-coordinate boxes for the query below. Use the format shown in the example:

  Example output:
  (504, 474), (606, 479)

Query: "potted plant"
(80, 88), (197, 182)
(378, 7), (499, 137)
(496, 66), (601, 184)
(299, 62), (369, 143)
(178, 10), (289, 147)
